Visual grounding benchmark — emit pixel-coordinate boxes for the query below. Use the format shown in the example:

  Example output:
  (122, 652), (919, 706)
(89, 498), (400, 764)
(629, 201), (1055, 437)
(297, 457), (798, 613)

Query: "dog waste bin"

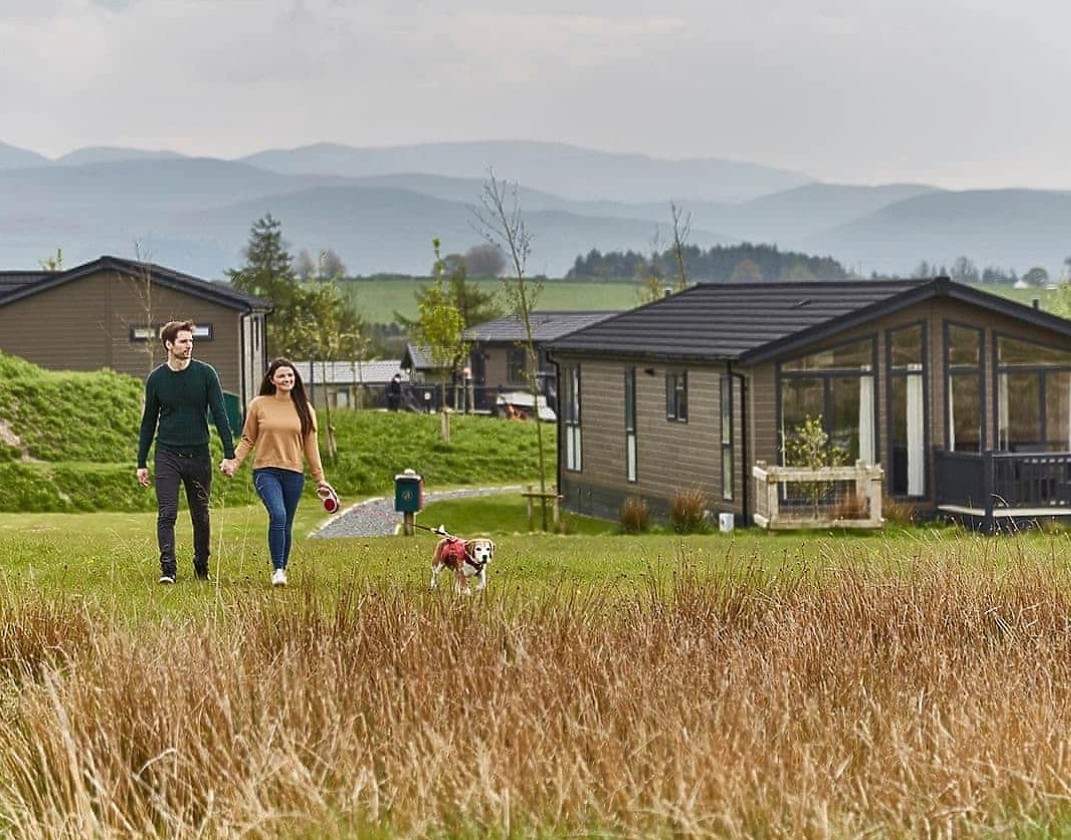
(394, 469), (424, 535)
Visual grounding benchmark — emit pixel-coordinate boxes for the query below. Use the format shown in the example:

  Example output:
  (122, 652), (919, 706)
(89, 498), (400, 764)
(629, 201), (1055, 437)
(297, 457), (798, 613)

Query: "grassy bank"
(0, 348), (555, 512)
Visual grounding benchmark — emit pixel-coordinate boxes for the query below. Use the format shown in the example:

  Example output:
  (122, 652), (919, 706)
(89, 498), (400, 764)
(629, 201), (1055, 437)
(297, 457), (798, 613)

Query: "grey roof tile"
(547, 278), (1071, 363)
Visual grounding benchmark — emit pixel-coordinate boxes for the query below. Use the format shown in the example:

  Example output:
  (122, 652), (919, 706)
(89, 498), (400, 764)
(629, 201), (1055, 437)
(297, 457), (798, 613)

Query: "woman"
(223, 358), (332, 586)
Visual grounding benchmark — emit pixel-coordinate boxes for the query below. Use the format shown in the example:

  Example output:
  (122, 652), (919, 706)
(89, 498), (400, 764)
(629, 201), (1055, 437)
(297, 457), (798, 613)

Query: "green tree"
(227, 214), (300, 358)
(397, 254), (501, 333)
(412, 239), (472, 416)
(297, 276), (367, 459)
(39, 247), (63, 271)
(1023, 266), (1050, 287)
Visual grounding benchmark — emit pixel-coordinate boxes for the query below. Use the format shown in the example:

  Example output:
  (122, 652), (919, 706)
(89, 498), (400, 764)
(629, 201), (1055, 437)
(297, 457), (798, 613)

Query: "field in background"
(341, 275), (1062, 327)
(342, 276), (646, 324)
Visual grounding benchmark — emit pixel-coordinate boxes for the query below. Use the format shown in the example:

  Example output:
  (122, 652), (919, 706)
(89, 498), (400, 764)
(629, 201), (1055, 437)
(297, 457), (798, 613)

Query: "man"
(136, 320), (238, 583)
(387, 373), (402, 411)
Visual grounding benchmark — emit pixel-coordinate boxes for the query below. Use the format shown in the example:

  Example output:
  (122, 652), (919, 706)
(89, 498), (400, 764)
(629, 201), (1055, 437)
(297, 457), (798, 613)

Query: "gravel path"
(310, 485), (523, 538)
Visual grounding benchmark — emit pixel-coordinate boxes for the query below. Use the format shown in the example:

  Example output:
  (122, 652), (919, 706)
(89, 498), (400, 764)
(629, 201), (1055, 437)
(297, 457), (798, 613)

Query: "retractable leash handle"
(317, 483), (341, 513)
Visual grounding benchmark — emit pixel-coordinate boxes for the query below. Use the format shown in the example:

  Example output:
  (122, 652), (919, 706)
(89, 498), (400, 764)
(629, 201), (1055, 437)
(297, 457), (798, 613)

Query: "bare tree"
(638, 227), (667, 304)
(124, 240), (159, 373)
(669, 201), (691, 291)
(474, 170), (553, 530)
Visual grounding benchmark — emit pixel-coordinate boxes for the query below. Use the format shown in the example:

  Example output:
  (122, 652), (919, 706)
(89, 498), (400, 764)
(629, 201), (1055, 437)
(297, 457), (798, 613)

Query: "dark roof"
(0, 256), (271, 312)
(0, 270), (52, 294)
(401, 342), (440, 371)
(466, 310), (619, 343)
(547, 277), (1071, 364)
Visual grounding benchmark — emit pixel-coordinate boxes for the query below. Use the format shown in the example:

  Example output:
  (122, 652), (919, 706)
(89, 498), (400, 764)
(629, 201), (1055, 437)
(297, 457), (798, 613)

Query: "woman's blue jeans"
(253, 467), (306, 571)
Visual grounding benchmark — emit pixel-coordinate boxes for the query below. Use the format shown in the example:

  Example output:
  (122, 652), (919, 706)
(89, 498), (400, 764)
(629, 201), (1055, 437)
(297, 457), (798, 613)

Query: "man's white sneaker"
(158, 575), (176, 585)
(271, 568), (288, 587)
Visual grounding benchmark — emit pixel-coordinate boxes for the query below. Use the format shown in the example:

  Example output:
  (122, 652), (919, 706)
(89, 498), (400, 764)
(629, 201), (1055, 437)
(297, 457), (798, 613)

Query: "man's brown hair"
(159, 320), (195, 348)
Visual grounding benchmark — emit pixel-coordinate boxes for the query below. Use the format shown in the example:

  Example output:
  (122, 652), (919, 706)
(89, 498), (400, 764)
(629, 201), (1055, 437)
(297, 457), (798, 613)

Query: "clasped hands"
(219, 458), (238, 477)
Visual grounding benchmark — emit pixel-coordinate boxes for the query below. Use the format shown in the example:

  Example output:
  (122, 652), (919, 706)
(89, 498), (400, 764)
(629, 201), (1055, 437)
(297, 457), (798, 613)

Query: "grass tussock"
(619, 496), (650, 534)
(670, 487), (708, 534)
(6, 545), (1071, 837)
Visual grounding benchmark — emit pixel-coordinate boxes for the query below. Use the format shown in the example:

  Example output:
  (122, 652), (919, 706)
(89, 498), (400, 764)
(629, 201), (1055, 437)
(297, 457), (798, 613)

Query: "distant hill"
(0, 141), (50, 170)
(804, 189), (1071, 276)
(56, 146), (187, 166)
(0, 137), (1070, 280)
(238, 140), (814, 204)
(175, 184), (734, 278)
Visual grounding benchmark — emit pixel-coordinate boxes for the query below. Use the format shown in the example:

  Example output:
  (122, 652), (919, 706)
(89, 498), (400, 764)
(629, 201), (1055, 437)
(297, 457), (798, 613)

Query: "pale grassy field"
(2, 508), (1071, 838)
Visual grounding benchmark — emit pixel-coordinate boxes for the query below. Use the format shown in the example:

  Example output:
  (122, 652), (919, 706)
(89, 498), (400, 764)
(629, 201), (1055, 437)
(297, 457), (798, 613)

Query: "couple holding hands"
(137, 320), (336, 588)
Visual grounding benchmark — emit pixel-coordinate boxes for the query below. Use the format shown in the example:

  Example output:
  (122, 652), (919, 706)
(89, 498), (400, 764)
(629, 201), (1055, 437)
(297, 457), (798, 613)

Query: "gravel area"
(310, 485), (522, 538)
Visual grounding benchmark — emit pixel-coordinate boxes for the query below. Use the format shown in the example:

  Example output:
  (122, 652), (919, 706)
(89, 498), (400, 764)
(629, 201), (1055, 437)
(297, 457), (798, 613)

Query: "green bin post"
(394, 469), (424, 536)
(222, 391), (243, 437)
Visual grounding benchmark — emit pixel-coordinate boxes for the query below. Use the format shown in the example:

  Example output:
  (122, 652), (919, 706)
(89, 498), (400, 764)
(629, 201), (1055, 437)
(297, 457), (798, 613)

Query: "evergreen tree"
(227, 215), (300, 358)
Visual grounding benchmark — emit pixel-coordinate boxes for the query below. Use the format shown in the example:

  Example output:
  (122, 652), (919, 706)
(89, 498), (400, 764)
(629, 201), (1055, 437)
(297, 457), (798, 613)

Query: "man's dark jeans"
(154, 450), (213, 578)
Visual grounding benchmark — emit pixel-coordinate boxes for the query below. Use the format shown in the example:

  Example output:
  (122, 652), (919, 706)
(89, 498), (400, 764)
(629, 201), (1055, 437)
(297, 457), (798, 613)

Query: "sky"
(3, 0), (1070, 190)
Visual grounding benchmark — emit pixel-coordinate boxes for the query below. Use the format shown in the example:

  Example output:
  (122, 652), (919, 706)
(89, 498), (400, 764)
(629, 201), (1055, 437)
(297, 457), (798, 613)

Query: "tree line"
(567, 243), (850, 283)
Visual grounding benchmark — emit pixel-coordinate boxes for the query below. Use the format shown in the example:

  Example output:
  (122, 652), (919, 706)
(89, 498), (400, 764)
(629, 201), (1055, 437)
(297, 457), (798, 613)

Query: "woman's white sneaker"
(271, 568), (288, 587)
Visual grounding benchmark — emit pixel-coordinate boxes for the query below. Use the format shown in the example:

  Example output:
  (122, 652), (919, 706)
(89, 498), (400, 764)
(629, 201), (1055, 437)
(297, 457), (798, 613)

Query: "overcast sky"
(3, 0), (1069, 190)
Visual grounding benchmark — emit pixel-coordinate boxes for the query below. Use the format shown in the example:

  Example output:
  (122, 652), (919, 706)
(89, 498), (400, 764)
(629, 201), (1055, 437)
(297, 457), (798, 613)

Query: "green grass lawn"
(0, 493), (1057, 619)
(342, 276), (645, 324)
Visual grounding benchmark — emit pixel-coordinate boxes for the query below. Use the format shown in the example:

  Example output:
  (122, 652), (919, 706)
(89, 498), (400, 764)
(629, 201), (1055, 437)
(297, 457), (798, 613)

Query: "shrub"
(670, 488), (708, 534)
(619, 497), (649, 534)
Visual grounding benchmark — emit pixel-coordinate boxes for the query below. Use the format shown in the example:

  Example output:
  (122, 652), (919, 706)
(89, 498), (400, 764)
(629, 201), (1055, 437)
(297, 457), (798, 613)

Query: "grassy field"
(4, 503), (1071, 837)
(342, 276), (647, 324)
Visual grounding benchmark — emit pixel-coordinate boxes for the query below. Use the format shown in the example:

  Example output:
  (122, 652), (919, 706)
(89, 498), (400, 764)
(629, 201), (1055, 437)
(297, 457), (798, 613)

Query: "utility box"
(394, 471), (424, 513)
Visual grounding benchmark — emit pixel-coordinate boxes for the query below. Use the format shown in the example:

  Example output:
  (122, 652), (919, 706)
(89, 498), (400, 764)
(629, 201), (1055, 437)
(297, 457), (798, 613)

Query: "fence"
(751, 460), (885, 529)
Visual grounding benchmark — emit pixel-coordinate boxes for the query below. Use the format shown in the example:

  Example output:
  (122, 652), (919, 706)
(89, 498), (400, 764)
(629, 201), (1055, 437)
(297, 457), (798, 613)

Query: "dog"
(430, 528), (495, 594)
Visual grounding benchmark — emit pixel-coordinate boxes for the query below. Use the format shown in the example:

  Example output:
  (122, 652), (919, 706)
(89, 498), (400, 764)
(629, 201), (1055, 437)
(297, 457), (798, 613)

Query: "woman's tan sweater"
(233, 394), (325, 483)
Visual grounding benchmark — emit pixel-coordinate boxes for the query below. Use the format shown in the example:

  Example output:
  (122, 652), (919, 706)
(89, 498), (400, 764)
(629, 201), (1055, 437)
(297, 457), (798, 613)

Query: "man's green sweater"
(137, 360), (236, 467)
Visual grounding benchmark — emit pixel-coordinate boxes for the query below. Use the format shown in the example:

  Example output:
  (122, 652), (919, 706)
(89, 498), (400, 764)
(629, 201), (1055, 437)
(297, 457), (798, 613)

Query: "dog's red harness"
(439, 538), (468, 565)
(440, 538), (488, 575)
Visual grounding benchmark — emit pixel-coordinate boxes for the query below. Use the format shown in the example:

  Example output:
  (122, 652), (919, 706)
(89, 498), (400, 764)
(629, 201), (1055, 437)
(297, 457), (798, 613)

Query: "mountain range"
(0, 138), (1067, 280)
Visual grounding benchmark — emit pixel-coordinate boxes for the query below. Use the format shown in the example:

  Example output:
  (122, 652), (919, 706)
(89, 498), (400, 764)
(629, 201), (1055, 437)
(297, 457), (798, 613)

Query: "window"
(996, 335), (1071, 452)
(130, 323), (213, 342)
(887, 323), (927, 497)
(562, 366), (582, 471)
(507, 347), (527, 385)
(945, 323), (983, 452)
(720, 375), (733, 501)
(666, 370), (688, 422)
(625, 367), (637, 482)
(779, 338), (876, 465)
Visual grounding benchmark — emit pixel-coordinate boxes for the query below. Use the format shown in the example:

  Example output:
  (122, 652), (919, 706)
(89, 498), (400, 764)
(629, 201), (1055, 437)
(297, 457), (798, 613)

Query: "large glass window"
(888, 324), (926, 496)
(997, 336), (1071, 452)
(780, 338), (876, 465)
(625, 367), (637, 482)
(562, 366), (582, 471)
(946, 324), (983, 452)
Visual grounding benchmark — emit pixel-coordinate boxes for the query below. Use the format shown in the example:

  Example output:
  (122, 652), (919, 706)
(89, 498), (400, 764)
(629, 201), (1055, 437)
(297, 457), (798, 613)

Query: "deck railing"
(934, 450), (1071, 530)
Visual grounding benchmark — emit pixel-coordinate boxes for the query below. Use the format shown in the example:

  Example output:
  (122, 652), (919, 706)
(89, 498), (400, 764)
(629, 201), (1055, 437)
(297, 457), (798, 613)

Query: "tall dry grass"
(4, 544), (1071, 837)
